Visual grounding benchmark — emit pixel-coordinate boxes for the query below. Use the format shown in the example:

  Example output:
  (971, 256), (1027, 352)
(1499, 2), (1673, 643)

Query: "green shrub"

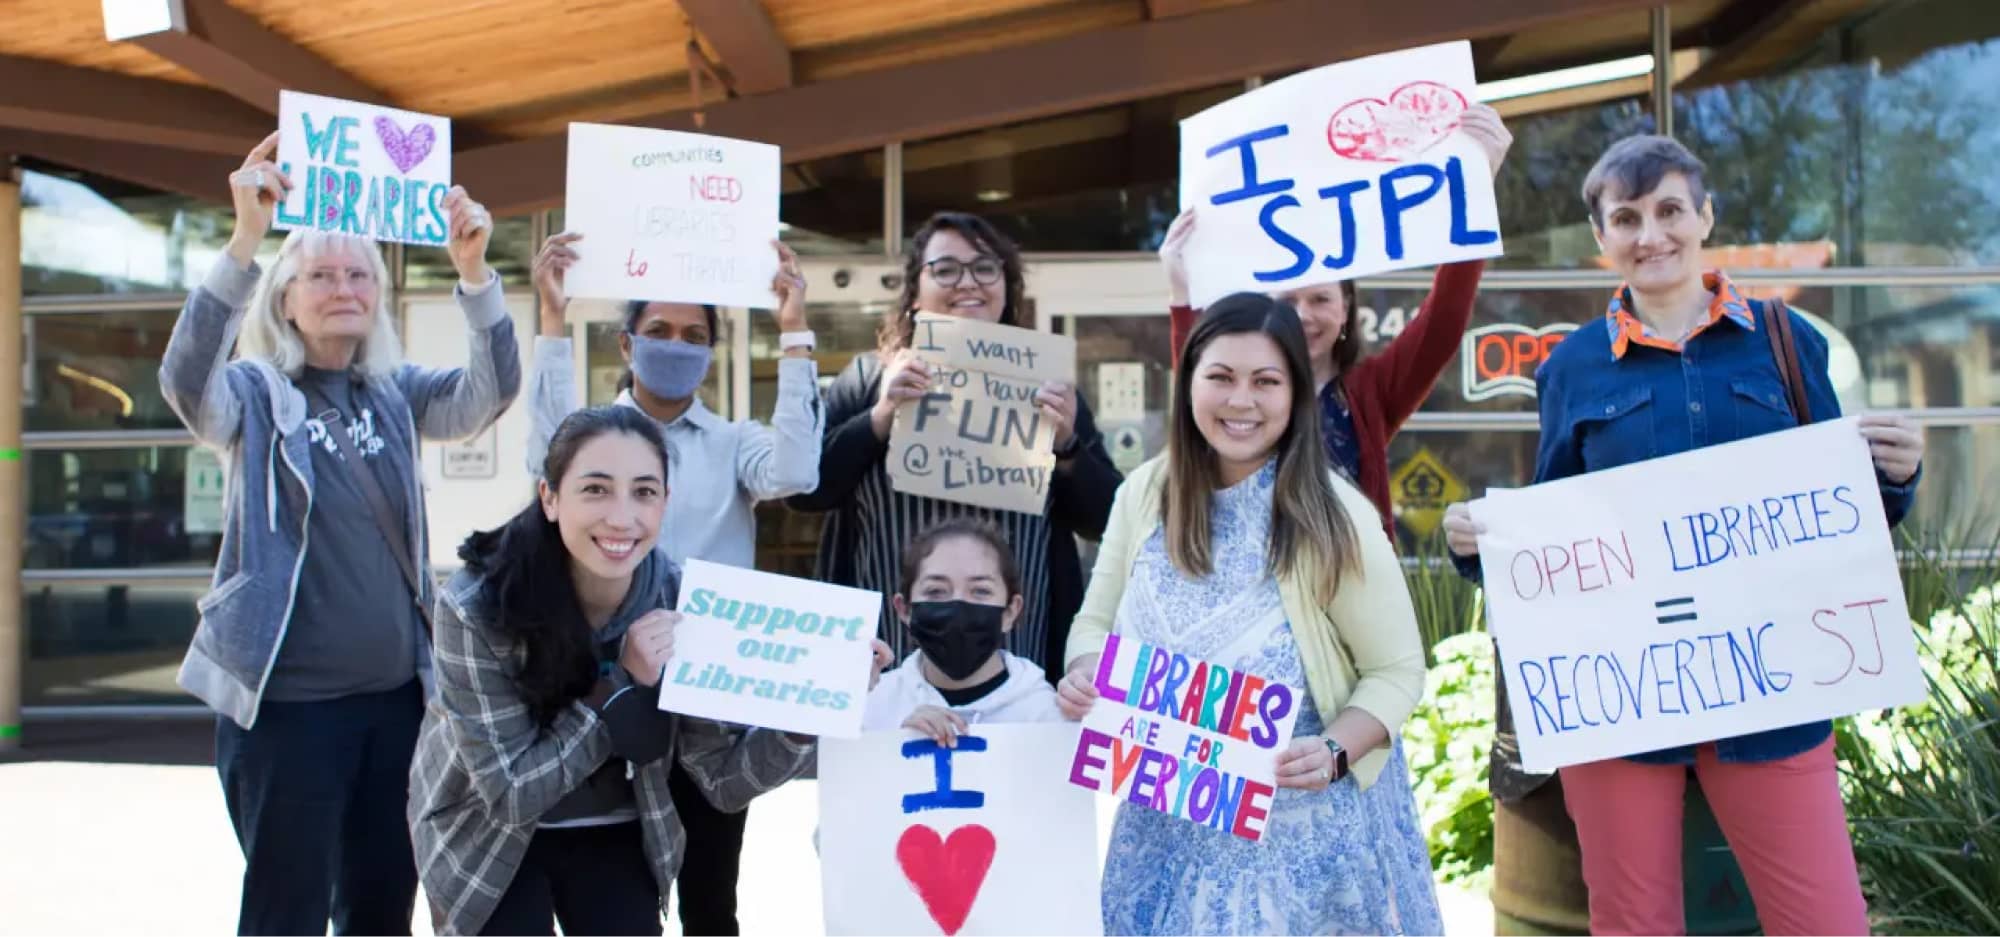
(1407, 624), (1497, 889)
(1839, 579), (2000, 935)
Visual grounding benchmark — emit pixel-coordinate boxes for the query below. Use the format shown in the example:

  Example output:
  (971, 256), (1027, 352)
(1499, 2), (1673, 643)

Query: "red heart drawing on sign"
(894, 823), (997, 936)
(1326, 81), (1469, 162)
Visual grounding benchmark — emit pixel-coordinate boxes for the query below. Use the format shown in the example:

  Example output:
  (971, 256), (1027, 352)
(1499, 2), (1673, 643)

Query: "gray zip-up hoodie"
(159, 254), (522, 729)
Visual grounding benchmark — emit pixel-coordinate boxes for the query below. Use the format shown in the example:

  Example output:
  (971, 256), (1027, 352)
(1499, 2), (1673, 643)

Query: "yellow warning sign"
(1390, 446), (1467, 538)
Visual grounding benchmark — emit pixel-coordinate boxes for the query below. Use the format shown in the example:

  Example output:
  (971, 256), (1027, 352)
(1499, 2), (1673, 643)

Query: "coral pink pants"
(1558, 737), (1869, 935)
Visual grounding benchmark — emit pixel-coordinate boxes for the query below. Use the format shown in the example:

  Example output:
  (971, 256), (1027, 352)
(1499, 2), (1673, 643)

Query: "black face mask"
(906, 600), (1006, 681)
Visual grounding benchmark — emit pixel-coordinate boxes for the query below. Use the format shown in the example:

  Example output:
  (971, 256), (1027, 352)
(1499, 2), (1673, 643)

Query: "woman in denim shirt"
(1442, 135), (1924, 936)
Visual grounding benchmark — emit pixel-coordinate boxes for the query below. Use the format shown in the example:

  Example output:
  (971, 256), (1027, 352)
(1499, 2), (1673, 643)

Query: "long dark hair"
(1164, 292), (1358, 604)
(879, 211), (1026, 355)
(458, 406), (670, 725)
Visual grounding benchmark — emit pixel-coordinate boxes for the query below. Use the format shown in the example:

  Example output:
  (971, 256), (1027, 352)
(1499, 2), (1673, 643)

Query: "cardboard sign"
(1068, 633), (1300, 842)
(886, 314), (1078, 515)
(820, 724), (1103, 936)
(1471, 418), (1922, 772)
(275, 91), (453, 246)
(656, 559), (880, 738)
(1178, 41), (1503, 307)
(563, 123), (782, 309)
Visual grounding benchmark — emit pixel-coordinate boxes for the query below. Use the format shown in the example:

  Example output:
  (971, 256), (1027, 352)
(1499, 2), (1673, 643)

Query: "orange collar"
(1606, 271), (1754, 359)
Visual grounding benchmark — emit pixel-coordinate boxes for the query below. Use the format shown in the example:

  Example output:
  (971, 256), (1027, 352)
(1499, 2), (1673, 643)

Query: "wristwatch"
(1323, 737), (1350, 782)
(779, 330), (816, 351)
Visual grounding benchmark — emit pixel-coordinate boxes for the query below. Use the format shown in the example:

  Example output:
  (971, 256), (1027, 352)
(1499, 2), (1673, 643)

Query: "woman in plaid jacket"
(408, 406), (821, 935)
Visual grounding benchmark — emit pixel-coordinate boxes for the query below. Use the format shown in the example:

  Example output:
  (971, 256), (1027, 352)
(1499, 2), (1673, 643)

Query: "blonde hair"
(237, 229), (402, 379)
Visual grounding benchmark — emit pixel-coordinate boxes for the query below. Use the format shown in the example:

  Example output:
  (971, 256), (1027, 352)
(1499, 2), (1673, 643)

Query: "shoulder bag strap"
(1761, 296), (1813, 426)
(304, 384), (434, 630)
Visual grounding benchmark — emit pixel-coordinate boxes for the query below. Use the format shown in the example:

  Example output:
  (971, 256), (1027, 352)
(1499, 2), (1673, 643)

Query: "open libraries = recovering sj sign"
(888, 314), (1077, 516)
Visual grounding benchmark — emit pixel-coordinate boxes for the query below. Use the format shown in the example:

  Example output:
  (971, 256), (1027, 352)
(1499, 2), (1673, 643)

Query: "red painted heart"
(1326, 80), (1468, 162)
(894, 823), (997, 936)
(374, 116), (436, 175)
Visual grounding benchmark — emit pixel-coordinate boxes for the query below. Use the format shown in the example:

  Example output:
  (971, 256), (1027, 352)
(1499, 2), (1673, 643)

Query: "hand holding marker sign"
(820, 724), (1102, 936)
(1068, 633), (1300, 842)
(656, 559), (880, 738)
(1177, 41), (1504, 307)
(1471, 419), (1922, 772)
(275, 91), (454, 246)
(563, 123), (781, 309)
(887, 314), (1078, 516)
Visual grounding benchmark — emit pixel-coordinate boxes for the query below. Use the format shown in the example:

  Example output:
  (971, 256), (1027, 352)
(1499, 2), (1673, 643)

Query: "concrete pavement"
(0, 719), (1492, 935)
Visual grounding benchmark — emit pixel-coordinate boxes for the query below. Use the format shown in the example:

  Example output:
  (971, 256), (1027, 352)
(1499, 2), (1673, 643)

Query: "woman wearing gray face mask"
(521, 232), (821, 936)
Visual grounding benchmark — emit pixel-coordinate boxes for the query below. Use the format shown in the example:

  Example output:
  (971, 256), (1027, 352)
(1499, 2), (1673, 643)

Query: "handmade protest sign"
(275, 91), (452, 246)
(1177, 41), (1503, 307)
(1068, 633), (1300, 842)
(656, 559), (879, 738)
(564, 123), (781, 309)
(1471, 418), (1921, 773)
(887, 314), (1077, 515)
(821, 724), (1102, 936)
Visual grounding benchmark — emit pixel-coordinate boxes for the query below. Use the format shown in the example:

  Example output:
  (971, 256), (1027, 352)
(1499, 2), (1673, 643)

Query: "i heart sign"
(374, 117), (437, 174)
(1327, 81), (1468, 162)
(894, 823), (997, 935)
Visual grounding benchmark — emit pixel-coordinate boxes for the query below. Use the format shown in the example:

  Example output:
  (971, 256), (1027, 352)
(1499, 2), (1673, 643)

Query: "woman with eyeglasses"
(158, 132), (520, 935)
(788, 211), (1124, 683)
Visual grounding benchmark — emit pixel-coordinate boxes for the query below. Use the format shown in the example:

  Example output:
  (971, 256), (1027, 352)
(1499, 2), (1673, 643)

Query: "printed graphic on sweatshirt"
(307, 407), (388, 460)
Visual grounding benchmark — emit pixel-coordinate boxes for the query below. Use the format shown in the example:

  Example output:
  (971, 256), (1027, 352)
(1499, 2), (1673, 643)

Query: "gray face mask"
(628, 335), (712, 399)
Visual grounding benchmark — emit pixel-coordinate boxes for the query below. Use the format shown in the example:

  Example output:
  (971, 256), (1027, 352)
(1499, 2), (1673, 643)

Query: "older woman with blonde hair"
(159, 131), (521, 936)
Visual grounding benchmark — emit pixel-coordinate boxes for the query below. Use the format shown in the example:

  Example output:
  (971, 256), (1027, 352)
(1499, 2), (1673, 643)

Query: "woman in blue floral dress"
(1059, 292), (1440, 936)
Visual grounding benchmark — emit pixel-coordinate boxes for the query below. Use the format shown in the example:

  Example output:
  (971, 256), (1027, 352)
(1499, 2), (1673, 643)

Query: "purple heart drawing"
(374, 116), (436, 174)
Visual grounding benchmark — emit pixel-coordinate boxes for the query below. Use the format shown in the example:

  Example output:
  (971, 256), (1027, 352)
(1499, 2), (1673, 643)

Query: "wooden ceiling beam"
(461, 0), (1661, 214)
(0, 129), (236, 203)
(125, 0), (385, 112)
(676, 0), (793, 94)
(1143, 0), (1204, 18)
(0, 55), (269, 155)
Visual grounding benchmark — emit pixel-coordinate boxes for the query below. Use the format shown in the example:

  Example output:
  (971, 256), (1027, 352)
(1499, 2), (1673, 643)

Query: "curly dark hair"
(878, 211), (1026, 355)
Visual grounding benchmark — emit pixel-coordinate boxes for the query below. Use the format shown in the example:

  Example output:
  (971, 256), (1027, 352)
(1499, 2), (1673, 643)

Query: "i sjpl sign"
(1390, 446), (1467, 538)
(1460, 322), (1577, 401)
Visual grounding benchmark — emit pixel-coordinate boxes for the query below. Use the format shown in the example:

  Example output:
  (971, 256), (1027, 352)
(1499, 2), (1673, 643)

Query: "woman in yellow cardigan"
(1056, 291), (1436, 935)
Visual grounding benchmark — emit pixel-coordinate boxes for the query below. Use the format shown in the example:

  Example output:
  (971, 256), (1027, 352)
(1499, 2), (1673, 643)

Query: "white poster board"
(656, 559), (879, 738)
(1471, 418), (1922, 772)
(1069, 633), (1300, 842)
(563, 123), (781, 309)
(886, 314), (1077, 515)
(1177, 41), (1502, 307)
(275, 91), (453, 246)
(820, 723), (1103, 936)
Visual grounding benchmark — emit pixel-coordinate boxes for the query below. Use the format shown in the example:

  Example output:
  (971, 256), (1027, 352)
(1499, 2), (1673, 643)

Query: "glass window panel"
(784, 152), (885, 255)
(23, 581), (205, 706)
(903, 84), (1240, 252)
(21, 168), (288, 296)
(25, 308), (188, 432)
(25, 447), (220, 571)
(402, 213), (537, 290)
(1673, 0), (2000, 267)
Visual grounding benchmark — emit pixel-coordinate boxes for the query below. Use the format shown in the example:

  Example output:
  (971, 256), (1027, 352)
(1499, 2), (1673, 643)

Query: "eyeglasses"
(923, 256), (1005, 288)
(299, 268), (377, 295)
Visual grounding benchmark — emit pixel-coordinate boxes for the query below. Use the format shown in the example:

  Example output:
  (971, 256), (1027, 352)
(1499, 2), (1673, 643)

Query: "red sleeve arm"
(1347, 260), (1486, 430)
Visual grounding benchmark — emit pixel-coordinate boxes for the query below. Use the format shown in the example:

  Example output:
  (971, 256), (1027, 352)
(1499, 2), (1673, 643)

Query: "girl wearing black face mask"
(861, 519), (1064, 745)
